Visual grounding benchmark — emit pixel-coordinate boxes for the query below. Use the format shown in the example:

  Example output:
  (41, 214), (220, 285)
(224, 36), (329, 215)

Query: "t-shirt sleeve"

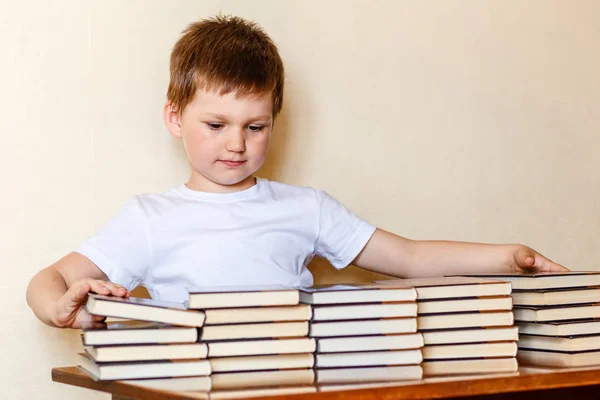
(74, 196), (152, 290)
(313, 189), (377, 270)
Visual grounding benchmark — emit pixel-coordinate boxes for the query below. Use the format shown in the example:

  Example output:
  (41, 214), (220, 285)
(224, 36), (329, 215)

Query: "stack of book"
(463, 272), (600, 368)
(79, 294), (210, 381)
(186, 285), (316, 389)
(376, 277), (519, 376)
(300, 283), (424, 384)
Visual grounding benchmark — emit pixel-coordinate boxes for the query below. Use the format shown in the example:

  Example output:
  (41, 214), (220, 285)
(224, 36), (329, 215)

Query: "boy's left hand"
(510, 245), (569, 273)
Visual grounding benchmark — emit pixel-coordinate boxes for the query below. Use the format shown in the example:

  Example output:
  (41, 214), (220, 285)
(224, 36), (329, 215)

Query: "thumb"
(67, 281), (91, 307)
(514, 247), (536, 269)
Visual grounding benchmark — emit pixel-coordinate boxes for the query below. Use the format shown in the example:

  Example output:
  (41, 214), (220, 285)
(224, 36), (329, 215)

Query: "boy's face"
(164, 88), (273, 193)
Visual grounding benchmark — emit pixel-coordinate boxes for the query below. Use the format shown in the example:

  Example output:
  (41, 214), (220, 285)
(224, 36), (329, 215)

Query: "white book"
(82, 320), (198, 346)
(417, 296), (512, 315)
(316, 365), (423, 383)
(299, 284), (416, 305)
(200, 321), (308, 341)
(519, 334), (600, 352)
(207, 338), (316, 357)
(517, 320), (600, 337)
(376, 277), (512, 299)
(518, 349), (600, 368)
(310, 318), (417, 337)
(514, 304), (600, 322)
(210, 369), (315, 390)
(315, 349), (423, 368)
(452, 272), (600, 290)
(418, 311), (514, 330)
(422, 358), (518, 376)
(422, 342), (517, 360)
(422, 327), (519, 345)
(204, 304), (312, 325)
(512, 287), (600, 306)
(312, 303), (417, 321)
(187, 285), (299, 309)
(84, 343), (208, 363)
(209, 353), (314, 372)
(317, 333), (423, 353)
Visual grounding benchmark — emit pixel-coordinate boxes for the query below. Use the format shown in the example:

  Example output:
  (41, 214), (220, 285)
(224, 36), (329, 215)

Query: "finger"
(513, 247), (536, 269)
(102, 282), (130, 297)
(538, 258), (569, 272)
(92, 314), (107, 322)
(85, 279), (112, 296)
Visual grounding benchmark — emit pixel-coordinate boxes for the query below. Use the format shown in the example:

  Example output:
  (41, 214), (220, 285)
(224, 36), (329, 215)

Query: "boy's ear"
(163, 102), (183, 138)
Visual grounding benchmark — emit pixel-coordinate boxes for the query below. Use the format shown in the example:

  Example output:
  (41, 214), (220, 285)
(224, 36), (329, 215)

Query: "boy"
(26, 15), (567, 329)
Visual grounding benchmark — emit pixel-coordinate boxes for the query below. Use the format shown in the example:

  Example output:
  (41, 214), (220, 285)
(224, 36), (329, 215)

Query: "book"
(317, 333), (423, 353)
(512, 287), (600, 306)
(519, 334), (600, 352)
(210, 386), (317, 399)
(309, 318), (417, 337)
(204, 304), (312, 325)
(210, 369), (315, 389)
(422, 327), (519, 345)
(83, 343), (208, 362)
(422, 357), (518, 376)
(315, 365), (423, 383)
(85, 294), (205, 327)
(422, 342), (517, 360)
(200, 321), (308, 341)
(518, 349), (600, 367)
(82, 320), (198, 345)
(77, 353), (211, 381)
(514, 304), (600, 322)
(451, 272), (600, 290)
(122, 376), (212, 392)
(187, 285), (299, 309)
(417, 311), (514, 330)
(417, 296), (512, 314)
(207, 338), (316, 357)
(299, 284), (416, 305)
(315, 349), (422, 368)
(209, 353), (314, 372)
(517, 319), (600, 336)
(311, 302), (417, 321)
(375, 277), (512, 299)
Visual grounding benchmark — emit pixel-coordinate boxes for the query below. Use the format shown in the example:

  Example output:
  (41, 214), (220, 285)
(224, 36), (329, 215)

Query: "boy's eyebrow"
(203, 113), (272, 122)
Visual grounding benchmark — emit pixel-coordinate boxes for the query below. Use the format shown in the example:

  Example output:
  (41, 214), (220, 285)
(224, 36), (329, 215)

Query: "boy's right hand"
(51, 278), (130, 329)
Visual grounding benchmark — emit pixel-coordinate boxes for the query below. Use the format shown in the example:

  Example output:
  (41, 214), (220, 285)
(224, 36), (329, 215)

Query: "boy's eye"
(248, 125), (264, 132)
(206, 123), (224, 130)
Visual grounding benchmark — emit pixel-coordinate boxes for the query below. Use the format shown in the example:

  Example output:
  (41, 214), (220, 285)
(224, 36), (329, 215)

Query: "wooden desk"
(52, 366), (600, 400)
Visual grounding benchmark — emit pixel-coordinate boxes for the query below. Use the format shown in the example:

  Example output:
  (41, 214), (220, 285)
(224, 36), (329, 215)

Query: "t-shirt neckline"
(175, 177), (264, 202)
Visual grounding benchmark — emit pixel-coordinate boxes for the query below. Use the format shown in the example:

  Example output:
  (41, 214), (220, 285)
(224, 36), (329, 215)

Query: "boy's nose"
(225, 129), (246, 152)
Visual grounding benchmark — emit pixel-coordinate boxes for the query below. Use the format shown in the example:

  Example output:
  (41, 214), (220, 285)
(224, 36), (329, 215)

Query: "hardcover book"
(375, 277), (512, 299)
(187, 285), (300, 309)
(451, 272), (600, 290)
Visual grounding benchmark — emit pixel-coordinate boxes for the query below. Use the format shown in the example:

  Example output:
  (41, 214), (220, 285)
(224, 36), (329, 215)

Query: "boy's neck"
(185, 175), (257, 194)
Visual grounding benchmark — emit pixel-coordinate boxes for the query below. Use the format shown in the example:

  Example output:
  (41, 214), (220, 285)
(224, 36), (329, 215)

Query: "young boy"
(26, 15), (567, 329)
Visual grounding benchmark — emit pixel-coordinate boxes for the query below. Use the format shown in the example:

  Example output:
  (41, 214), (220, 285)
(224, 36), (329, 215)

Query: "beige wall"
(3, 0), (599, 398)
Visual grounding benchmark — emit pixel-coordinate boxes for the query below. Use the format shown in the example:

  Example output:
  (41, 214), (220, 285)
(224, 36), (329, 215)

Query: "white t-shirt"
(75, 178), (376, 302)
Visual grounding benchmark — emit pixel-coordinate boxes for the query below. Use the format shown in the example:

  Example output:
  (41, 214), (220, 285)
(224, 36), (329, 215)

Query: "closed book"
(309, 318), (417, 337)
(210, 369), (315, 389)
(209, 353), (314, 373)
(512, 287), (600, 306)
(418, 311), (514, 330)
(85, 294), (205, 327)
(207, 338), (316, 357)
(422, 357), (518, 376)
(312, 302), (417, 321)
(422, 342), (517, 360)
(518, 349), (600, 367)
(317, 333), (423, 353)
(77, 353), (211, 381)
(187, 285), (299, 309)
(299, 284), (416, 305)
(375, 277), (512, 300)
(514, 303), (600, 322)
(210, 386), (317, 399)
(517, 319), (600, 336)
(122, 376), (211, 392)
(315, 349), (422, 368)
(84, 343), (208, 362)
(422, 327), (519, 345)
(82, 320), (198, 346)
(452, 272), (600, 290)
(315, 365), (423, 383)
(204, 304), (312, 325)
(518, 334), (600, 352)
(418, 296), (512, 315)
(200, 322), (308, 341)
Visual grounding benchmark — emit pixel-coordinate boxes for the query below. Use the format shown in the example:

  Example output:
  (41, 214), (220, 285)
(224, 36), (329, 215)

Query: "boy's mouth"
(219, 160), (246, 167)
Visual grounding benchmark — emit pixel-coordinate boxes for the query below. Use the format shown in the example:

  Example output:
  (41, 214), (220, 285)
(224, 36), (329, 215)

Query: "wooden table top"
(52, 365), (600, 400)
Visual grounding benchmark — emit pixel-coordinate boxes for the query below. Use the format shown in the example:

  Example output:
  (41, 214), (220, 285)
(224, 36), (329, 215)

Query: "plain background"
(2, 0), (599, 398)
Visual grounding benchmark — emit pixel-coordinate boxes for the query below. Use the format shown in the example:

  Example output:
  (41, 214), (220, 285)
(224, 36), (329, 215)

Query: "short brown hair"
(167, 15), (285, 118)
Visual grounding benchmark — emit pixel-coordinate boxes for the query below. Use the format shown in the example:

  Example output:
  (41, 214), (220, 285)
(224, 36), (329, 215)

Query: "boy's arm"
(352, 228), (568, 278)
(26, 252), (129, 328)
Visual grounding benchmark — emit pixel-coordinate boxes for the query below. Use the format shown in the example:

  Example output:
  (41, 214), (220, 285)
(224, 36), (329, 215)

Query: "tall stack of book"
(299, 283), (424, 384)
(376, 277), (519, 376)
(79, 294), (210, 381)
(462, 272), (600, 369)
(186, 285), (316, 389)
